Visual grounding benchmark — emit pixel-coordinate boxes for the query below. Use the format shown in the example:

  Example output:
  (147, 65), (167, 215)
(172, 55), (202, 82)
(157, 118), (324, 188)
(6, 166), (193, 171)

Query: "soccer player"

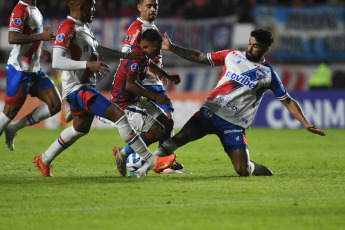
(112, 0), (184, 173)
(111, 29), (180, 177)
(0, 0), (61, 150)
(137, 29), (327, 177)
(33, 0), (176, 178)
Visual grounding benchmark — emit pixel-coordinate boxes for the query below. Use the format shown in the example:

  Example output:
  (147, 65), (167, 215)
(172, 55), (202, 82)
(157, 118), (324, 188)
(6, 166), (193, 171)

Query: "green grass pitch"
(0, 128), (344, 230)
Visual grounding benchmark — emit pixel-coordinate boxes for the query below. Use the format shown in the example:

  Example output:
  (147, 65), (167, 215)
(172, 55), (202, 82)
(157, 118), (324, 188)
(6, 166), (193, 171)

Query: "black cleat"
(251, 160), (273, 176)
(170, 162), (184, 170)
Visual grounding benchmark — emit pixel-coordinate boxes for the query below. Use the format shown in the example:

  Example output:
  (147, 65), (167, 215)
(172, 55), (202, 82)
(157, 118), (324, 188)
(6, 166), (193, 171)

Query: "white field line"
(1, 196), (345, 216)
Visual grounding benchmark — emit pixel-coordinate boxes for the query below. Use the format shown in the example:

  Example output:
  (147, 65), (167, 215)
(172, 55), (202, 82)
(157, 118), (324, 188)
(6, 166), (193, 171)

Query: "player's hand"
(162, 32), (172, 51)
(128, 50), (147, 60)
(165, 74), (180, 85)
(41, 26), (56, 41)
(305, 124), (326, 136)
(41, 48), (52, 62)
(86, 61), (110, 77)
(154, 94), (171, 106)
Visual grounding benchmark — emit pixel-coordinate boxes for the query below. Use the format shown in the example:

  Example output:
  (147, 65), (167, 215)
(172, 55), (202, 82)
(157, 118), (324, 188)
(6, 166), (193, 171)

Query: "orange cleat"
(151, 154), (177, 174)
(33, 155), (53, 177)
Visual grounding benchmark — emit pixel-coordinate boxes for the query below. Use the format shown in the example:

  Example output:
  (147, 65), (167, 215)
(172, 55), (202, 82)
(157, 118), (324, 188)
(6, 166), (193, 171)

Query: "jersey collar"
(67, 16), (84, 26)
(138, 17), (155, 26)
(19, 0), (36, 9)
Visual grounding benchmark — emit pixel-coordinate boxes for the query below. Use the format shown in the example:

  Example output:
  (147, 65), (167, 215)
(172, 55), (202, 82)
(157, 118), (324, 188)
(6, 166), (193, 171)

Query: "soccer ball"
(126, 152), (146, 172)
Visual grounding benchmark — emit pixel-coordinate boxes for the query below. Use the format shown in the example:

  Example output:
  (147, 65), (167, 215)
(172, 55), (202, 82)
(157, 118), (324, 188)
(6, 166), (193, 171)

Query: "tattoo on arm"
(170, 44), (210, 65)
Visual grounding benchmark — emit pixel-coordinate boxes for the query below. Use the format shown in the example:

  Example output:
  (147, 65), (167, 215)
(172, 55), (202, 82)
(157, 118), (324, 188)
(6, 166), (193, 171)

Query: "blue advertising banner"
(254, 5), (345, 60)
(252, 91), (345, 128)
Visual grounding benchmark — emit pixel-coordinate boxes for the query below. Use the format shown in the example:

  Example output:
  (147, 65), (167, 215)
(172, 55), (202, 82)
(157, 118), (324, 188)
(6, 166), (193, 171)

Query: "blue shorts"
(142, 85), (174, 113)
(66, 86), (112, 117)
(186, 107), (248, 153)
(5, 64), (55, 106)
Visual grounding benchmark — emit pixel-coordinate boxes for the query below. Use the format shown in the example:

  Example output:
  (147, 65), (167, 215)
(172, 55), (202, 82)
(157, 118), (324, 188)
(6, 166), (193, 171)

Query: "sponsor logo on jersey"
(13, 18), (22, 26)
(57, 33), (65, 42)
(130, 63), (139, 72)
(212, 95), (240, 112)
(130, 29), (140, 45)
(125, 35), (130, 42)
(224, 71), (256, 89)
(224, 129), (243, 134)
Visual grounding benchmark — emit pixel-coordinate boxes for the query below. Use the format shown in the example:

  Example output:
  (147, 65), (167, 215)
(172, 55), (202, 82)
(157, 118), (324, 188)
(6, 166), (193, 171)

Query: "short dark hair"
(250, 28), (274, 47)
(141, 29), (162, 44)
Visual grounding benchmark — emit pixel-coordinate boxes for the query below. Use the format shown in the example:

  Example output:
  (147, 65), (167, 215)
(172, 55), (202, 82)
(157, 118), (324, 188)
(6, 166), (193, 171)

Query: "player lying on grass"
(0, 0), (61, 151)
(33, 0), (176, 177)
(132, 28), (326, 177)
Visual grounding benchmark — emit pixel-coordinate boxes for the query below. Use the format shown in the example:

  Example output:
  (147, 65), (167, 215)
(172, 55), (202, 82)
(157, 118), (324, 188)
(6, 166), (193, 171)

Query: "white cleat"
(129, 170), (147, 178)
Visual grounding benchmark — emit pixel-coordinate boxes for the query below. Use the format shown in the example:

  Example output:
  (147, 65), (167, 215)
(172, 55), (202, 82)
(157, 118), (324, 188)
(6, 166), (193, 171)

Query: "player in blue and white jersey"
(138, 28), (326, 177)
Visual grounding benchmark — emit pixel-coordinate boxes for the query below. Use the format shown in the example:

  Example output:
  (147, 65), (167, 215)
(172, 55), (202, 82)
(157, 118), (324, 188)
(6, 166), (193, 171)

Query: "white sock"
(153, 139), (177, 157)
(247, 160), (254, 176)
(95, 115), (116, 128)
(8, 105), (51, 133)
(0, 112), (11, 133)
(42, 126), (86, 164)
(114, 115), (156, 167)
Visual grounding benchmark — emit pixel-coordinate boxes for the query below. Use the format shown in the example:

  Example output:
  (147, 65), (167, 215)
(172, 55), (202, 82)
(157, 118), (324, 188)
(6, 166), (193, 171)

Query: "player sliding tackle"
(134, 28), (326, 177)
(33, 0), (176, 177)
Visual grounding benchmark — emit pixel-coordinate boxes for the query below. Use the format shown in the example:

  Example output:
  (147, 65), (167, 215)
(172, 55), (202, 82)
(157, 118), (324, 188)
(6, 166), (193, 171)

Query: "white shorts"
(124, 97), (164, 132)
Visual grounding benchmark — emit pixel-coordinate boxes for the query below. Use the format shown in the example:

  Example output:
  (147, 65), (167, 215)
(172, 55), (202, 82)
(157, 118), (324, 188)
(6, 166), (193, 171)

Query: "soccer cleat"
(33, 155), (53, 177)
(5, 127), (17, 151)
(171, 161), (184, 170)
(113, 146), (128, 176)
(251, 160), (273, 176)
(129, 170), (147, 178)
(151, 154), (177, 174)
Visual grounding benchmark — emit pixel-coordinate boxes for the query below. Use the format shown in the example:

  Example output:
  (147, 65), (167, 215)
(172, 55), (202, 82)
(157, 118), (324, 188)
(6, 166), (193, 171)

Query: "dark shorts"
(66, 86), (112, 117)
(142, 85), (174, 113)
(186, 107), (248, 153)
(5, 64), (55, 107)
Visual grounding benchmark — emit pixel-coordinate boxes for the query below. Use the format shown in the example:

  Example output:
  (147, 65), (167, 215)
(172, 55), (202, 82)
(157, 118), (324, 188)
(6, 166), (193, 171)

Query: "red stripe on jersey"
(207, 81), (242, 100)
(22, 41), (40, 66)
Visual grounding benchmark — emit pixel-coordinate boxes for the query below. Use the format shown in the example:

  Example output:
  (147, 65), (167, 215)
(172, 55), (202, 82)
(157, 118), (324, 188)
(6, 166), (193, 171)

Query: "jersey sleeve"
(54, 21), (75, 51)
(127, 59), (144, 79)
(9, 4), (29, 33)
(123, 23), (142, 52)
(207, 49), (233, 66)
(270, 68), (290, 100)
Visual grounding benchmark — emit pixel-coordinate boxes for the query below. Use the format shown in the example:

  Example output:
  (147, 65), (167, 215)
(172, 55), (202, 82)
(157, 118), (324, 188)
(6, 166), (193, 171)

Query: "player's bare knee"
(49, 102), (62, 116)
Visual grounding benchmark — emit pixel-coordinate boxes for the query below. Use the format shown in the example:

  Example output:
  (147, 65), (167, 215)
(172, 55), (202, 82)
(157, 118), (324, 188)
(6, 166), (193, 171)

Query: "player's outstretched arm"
(149, 62), (180, 85)
(97, 45), (146, 60)
(162, 32), (210, 65)
(281, 97), (326, 136)
(9, 26), (55, 44)
(53, 48), (109, 77)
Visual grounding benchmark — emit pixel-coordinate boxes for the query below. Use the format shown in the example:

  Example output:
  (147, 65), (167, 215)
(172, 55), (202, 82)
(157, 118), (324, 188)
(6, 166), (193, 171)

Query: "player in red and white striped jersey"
(0, 0), (61, 151)
(32, 0), (176, 178)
